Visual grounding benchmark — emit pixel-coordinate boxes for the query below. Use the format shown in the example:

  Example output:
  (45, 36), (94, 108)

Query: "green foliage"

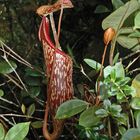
(55, 99), (89, 119)
(0, 123), (5, 140)
(0, 89), (4, 97)
(31, 121), (43, 129)
(84, 59), (101, 71)
(94, 5), (110, 14)
(79, 106), (101, 128)
(26, 104), (35, 116)
(111, 0), (124, 9)
(102, 0), (140, 51)
(0, 61), (17, 74)
(121, 128), (140, 140)
(134, 11), (140, 29)
(131, 98), (140, 109)
(4, 122), (30, 140)
(102, 0), (139, 30)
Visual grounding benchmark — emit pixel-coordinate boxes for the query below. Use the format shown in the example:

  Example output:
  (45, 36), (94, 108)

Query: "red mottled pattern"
(43, 41), (73, 114)
(39, 16), (73, 115)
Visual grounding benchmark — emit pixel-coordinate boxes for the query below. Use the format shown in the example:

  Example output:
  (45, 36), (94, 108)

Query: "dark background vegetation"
(0, 0), (139, 139)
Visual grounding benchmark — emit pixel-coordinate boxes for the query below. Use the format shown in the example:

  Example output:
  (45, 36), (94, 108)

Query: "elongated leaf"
(94, 5), (110, 13)
(84, 59), (101, 71)
(121, 128), (140, 140)
(27, 104), (35, 116)
(132, 74), (140, 97)
(119, 126), (126, 136)
(0, 89), (4, 97)
(95, 109), (108, 118)
(131, 97), (140, 110)
(117, 35), (140, 51)
(5, 122), (30, 140)
(129, 31), (140, 38)
(0, 61), (17, 74)
(25, 68), (42, 77)
(29, 86), (41, 97)
(0, 123), (5, 140)
(119, 27), (134, 34)
(102, 0), (139, 30)
(136, 112), (140, 131)
(79, 106), (100, 127)
(55, 99), (89, 119)
(114, 62), (125, 78)
(21, 104), (26, 114)
(31, 121), (43, 129)
(134, 11), (140, 29)
(111, 0), (124, 9)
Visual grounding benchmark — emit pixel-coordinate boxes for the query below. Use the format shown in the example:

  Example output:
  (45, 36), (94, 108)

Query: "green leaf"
(131, 97), (140, 110)
(134, 11), (140, 29)
(114, 62), (125, 78)
(55, 99), (89, 119)
(0, 61), (17, 74)
(102, 0), (139, 30)
(117, 92), (125, 101)
(94, 5), (110, 13)
(0, 89), (4, 97)
(109, 104), (122, 116)
(113, 52), (119, 65)
(5, 122), (30, 140)
(21, 104), (26, 114)
(104, 65), (113, 78)
(129, 30), (140, 38)
(25, 76), (42, 86)
(117, 35), (140, 51)
(121, 128), (140, 140)
(103, 99), (111, 110)
(0, 123), (5, 140)
(31, 121), (43, 129)
(29, 86), (41, 97)
(132, 74), (140, 97)
(110, 69), (116, 81)
(27, 104), (35, 116)
(79, 106), (100, 128)
(116, 113), (128, 126)
(104, 62), (124, 78)
(111, 0), (124, 9)
(95, 109), (108, 118)
(84, 59), (101, 71)
(119, 27), (134, 34)
(25, 68), (42, 77)
(119, 126), (126, 136)
(136, 112), (140, 131)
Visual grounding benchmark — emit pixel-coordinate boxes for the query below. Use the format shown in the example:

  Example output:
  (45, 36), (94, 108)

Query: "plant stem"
(108, 117), (112, 139)
(96, 44), (108, 105)
(57, 0), (63, 40)
(49, 13), (61, 49)
(109, 36), (117, 66)
(130, 109), (135, 128)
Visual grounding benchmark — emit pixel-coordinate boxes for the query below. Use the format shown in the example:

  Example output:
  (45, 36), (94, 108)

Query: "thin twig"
(96, 44), (108, 105)
(49, 13), (61, 48)
(0, 97), (19, 107)
(125, 55), (140, 70)
(1, 44), (28, 91)
(0, 115), (14, 126)
(57, 0), (63, 40)
(122, 50), (140, 60)
(0, 114), (42, 121)
(0, 41), (32, 67)
(4, 74), (23, 90)
(0, 105), (18, 113)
